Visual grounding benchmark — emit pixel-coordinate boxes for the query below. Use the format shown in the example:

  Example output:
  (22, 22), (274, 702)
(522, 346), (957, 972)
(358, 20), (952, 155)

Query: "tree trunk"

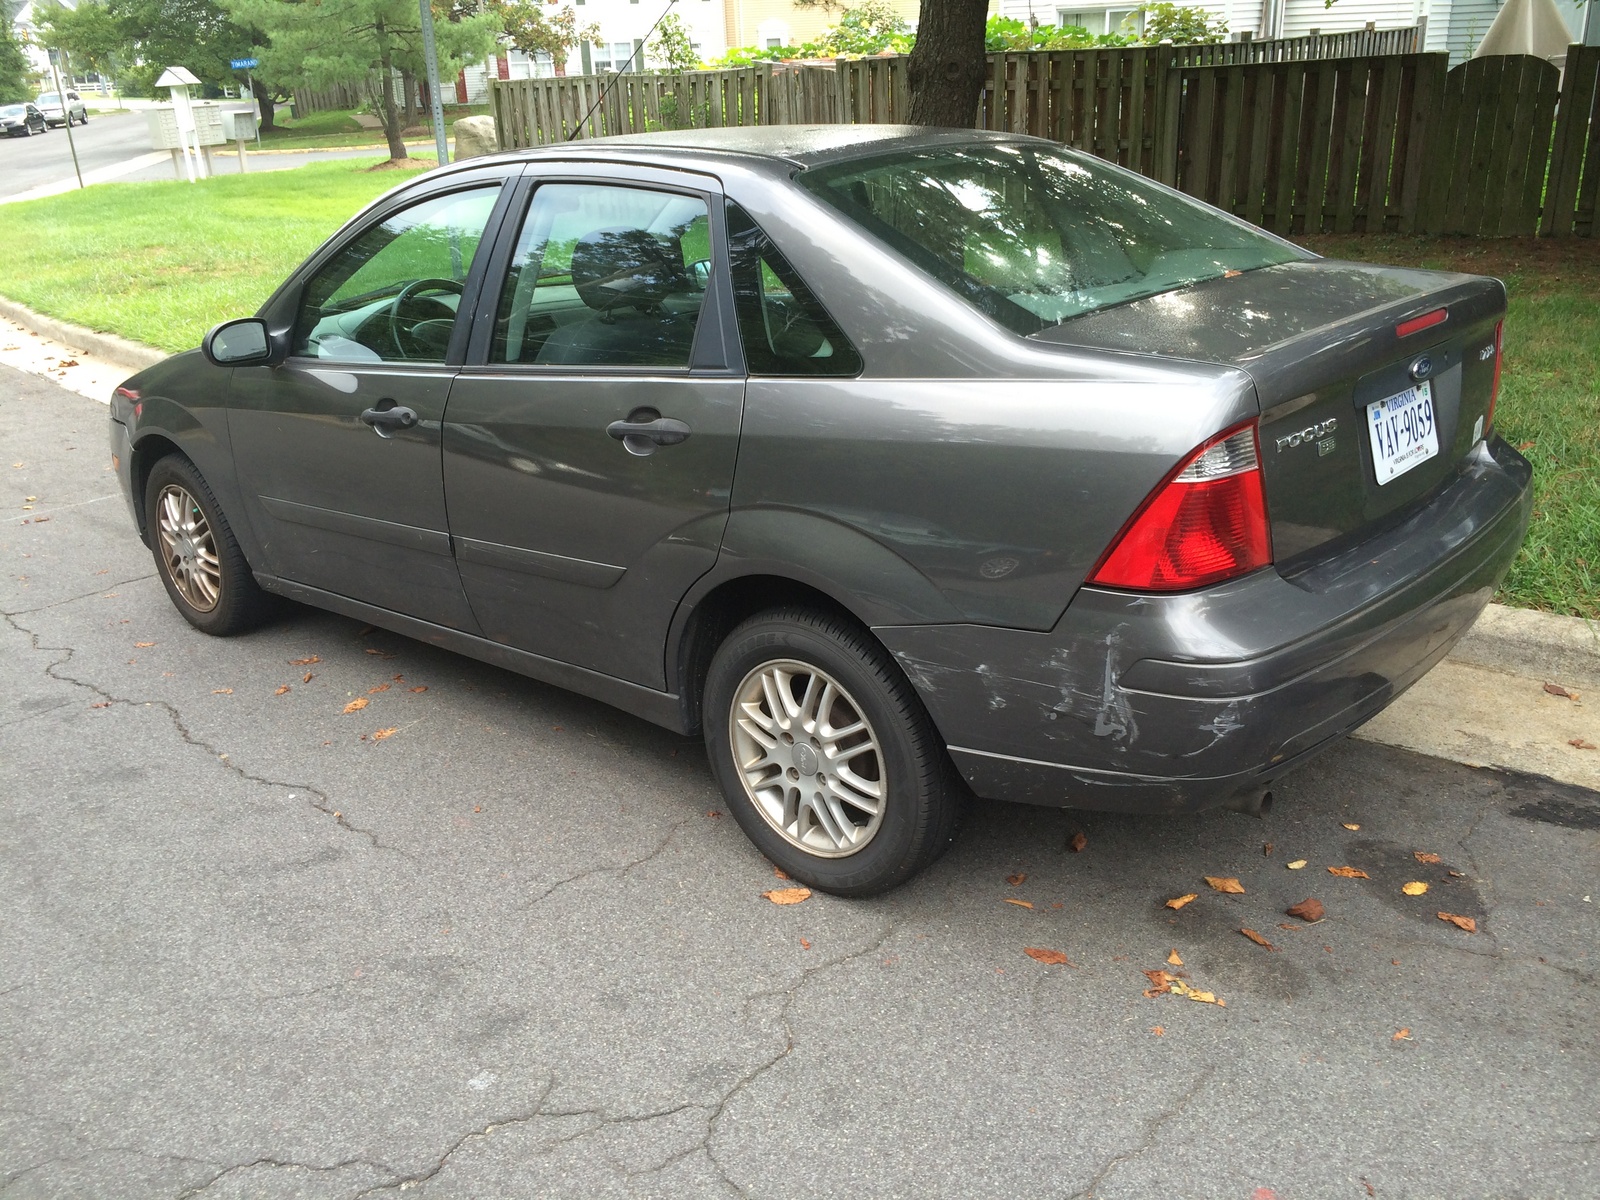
(401, 69), (417, 124)
(906, 0), (990, 127)
(250, 75), (276, 133)
(375, 22), (407, 161)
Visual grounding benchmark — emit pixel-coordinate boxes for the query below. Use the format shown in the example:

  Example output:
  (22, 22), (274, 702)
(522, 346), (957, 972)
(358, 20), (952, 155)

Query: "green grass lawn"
(258, 104), (489, 152)
(1304, 236), (1599, 619)
(0, 159), (427, 354)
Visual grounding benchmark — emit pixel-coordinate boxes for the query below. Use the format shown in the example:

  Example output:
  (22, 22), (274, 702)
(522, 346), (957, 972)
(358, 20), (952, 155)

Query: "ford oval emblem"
(1409, 355), (1433, 382)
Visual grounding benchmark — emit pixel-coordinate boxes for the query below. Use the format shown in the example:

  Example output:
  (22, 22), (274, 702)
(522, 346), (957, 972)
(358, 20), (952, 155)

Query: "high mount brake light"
(1396, 308), (1447, 338)
(1088, 423), (1273, 592)
(1487, 320), (1503, 434)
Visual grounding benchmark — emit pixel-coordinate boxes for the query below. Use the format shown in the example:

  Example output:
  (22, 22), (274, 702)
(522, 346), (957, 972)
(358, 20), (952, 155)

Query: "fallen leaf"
(1342, 822), (1361, 831)
(134, 641), (155, 648)
(89, 701), (111, 709)
(799, 937), (811, 950)
(772, 866), (790, 880)
(1165, 893), (1198, 910)
(393, 674), (405, 682)
(1327, 866), (1370, 878)
(409, 685), (427, 693)
(372, 727), (398, 740)
(1204, 876), (1246, 894)
(1151, 1025), (1165, 1037)
(1263, 842), (1274, 856)
(1287, 859), (1308, 870)
(1006, 872), (1027, 886)
(1544, 682), (1578, 700)
(1166, 948), (1183, 966)
(1393, 1027), (1412, 1041)
(1023, 946), (1071, 965)
(763, 887), (811, 905)
(1067, 831), (1088, 853)
(368, 683), (391, 694)
(1143, 968), (1178, 996)
(1437, 912), (1476, 933)
(1186, 989), (1221, 1004)
(1402, 881), (1429, 896)
(1570, 738), (1597, 750)
(211, 688), (232, 695)
(289, 656), (320, 665)
(1361, 1180), (1376, 1198)
(1240, 927), (1277, 950)
(275, 685), (290, 696)
(1449, 870), (1467, 878)
(1286, 897), (1325, 922)
(303, 672), (315, 684)
(1277, 923), (1301, 931)
(365, 647), (397, 658)
(706, 809), (721, 819)
(1003, 897), (1034, 909)
(1413, 851), (1442, 864)
(57, 358), (78, 367)
(343, 697), (369, 714)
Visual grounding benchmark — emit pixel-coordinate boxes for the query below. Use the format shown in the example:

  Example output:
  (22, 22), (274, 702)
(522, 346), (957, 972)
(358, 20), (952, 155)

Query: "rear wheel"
(143, 455), (271, 636)
(704, 608), (962, 897)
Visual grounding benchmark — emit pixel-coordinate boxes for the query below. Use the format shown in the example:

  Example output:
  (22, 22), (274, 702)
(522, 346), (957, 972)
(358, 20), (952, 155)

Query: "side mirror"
(203, 317), (274, 367)
(689, 259), (711, 290)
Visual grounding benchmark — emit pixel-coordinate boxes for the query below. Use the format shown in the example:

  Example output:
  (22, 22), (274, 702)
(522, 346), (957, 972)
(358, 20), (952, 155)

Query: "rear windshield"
(35, 94), (58, 104)
(798, 142), (1305, 335)
(1, 106), (25, 117)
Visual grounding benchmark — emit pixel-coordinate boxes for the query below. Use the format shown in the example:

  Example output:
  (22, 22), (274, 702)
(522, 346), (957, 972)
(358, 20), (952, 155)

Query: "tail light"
(1088, 422), (1272, 592)
(1486, 320), (1503, 434)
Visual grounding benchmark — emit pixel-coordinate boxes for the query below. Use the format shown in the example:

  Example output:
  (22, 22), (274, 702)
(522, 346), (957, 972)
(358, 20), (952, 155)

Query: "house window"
(766, 38), (782, 48)
(591, 41), (641, 72)
(1058, 7), (1143, 35)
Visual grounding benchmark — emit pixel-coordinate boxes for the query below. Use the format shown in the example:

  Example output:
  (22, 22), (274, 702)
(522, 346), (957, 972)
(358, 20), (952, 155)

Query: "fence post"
(1153, 45), (1180, 185)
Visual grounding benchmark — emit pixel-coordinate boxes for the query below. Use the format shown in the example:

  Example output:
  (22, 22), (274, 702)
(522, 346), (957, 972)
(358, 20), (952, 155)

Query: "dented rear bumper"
(875, 437), (1533, 814)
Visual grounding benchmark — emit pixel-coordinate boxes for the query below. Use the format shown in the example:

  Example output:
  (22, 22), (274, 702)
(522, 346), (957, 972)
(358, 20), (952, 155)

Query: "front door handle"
(360, 401), (419, 438)
(606, 415), (691, 457)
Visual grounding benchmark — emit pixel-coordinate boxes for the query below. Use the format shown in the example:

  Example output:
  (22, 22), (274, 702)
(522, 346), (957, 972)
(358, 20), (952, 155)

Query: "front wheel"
(704, 609), (963, 897)
(143, 455), (271, 636)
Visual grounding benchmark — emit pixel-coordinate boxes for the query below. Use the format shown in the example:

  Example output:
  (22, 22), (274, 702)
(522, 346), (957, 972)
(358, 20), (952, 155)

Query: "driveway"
(2, 364), (1596, 1198)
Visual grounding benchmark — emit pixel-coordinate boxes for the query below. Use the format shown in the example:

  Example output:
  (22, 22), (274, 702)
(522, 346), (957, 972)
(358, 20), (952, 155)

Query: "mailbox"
(220, 107), (257, 141)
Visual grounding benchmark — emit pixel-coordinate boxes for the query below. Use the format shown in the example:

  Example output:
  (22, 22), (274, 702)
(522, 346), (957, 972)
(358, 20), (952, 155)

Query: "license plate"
(1366, 380), (1438, 485)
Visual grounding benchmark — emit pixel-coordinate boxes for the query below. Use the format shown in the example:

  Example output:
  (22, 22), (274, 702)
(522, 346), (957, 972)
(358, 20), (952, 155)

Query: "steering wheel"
(387, 277), (465, 358)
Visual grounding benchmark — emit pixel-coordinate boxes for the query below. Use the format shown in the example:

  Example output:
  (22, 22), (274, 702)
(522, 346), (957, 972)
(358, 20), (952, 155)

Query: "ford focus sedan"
(109, 126), (1532, 895)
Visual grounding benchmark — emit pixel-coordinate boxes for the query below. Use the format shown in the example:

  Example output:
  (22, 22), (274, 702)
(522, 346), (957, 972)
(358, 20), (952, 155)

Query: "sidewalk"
(2, 296), (1595, 793)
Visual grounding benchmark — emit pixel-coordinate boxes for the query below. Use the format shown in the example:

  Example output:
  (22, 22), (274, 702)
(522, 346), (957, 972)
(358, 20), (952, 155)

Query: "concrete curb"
(0, 295), (167, 374)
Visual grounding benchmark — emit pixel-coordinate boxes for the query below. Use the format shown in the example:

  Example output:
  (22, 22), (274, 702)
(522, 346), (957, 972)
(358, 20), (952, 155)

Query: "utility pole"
(418, 0), (449, 166)
(48, 49), (84, 190)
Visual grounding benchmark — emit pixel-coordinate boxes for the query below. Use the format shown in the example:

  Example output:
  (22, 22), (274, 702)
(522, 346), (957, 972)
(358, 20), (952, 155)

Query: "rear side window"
(727, 203), (861, 377)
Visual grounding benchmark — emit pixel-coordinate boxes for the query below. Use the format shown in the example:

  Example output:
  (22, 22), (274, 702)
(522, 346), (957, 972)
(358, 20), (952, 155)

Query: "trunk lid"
(1032, 260), (1506, 567)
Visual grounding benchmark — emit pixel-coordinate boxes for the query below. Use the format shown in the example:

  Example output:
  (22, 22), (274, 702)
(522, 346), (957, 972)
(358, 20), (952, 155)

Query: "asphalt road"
(2, 363), (1597, 1199)
(0, 110), (155, 200)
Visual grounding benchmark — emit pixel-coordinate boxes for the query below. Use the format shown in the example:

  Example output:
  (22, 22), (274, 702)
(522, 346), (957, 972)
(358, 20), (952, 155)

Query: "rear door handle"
(360, 401), (418, 438)
(606, 416), (691, 456)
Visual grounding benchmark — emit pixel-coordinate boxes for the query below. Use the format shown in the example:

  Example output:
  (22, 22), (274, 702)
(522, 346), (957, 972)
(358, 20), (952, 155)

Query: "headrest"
(570, 228), (687, 314)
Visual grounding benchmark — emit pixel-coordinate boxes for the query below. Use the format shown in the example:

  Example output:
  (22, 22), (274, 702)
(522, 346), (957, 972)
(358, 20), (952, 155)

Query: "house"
(720, 0), (921, 51)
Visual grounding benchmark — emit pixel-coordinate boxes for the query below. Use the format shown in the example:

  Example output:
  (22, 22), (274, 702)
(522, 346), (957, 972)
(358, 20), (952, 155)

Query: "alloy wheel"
(156, 483), (222, 612)
(729, 659), (887, 858)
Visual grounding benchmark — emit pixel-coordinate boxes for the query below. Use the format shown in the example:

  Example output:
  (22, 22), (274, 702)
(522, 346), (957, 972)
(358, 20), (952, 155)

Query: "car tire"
(143, 455), (271, 637)
(703, 608), (963, 897)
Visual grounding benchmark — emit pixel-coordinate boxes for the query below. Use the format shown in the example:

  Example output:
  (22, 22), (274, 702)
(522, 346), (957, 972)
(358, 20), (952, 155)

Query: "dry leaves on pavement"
(290, 656), (320, 665)
(1167, 949), (1183, 966)
(1204, 876), (1246, 894)
(409, 685), (428, 693)
(1067, 831), (1088, 853)
(1144, 968), (1225, 1005)
(372, 727), (398, 741)
(342, 697), (369, 714)
(1003, 898), (1034, 909)
(1342, 822), (1361, 830)
(1286, 897), (1325, 922)
(1437, 912), (1477, 933)
(368, 683), (391, 694)
(1570, 738), (1597, 750)
(762, 887), (812, 905)
(1006, 872), (1026, 886)
(1023, 947), (1073, 966)
(1402, 881), (1429, 896)
(1543, 682), (1579, 700)
(1327, 866), (1370, 878)
(772, 866), (790, 880)
(211, 688), (233, 695)
(274, 685), (290, 696)
(1413, 851), (1442, 864)
(134, 641), (155, 648)
(1240, 927), (1277, 950)
(1287, 859), (1307, 870)
(302, 672), (315, 683)
(1393, 1028), (1412, 1041)
(1165, 893), (1198, 910)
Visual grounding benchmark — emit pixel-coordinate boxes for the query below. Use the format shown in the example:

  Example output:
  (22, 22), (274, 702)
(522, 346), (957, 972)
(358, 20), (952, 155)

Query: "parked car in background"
(34, 90), (87, 127)
(0, 103), (49, 137)
(108, 126), (1532, 895)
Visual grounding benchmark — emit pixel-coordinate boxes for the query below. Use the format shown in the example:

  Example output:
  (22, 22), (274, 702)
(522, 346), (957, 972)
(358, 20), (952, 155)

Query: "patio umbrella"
(1472, 0), (1574, 64)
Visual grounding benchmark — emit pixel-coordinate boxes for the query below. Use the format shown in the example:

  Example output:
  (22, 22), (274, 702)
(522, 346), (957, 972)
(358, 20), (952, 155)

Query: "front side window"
(491, 183), (710, 368)
(727, 204), (861, 377)
(293, 186), (500, 363)
(798, 143), (1305, 335)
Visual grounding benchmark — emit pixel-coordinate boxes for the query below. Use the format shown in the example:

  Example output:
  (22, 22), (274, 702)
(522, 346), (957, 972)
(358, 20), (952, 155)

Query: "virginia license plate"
(1366, 380), (1438, 485)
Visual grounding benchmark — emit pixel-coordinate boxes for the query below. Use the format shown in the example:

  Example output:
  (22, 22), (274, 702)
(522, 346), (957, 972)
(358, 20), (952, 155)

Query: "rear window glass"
(798, 142), (1305, 335)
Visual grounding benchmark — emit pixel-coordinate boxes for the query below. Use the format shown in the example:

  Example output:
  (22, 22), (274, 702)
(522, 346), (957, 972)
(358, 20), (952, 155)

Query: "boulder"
(453, 115), (499, 161)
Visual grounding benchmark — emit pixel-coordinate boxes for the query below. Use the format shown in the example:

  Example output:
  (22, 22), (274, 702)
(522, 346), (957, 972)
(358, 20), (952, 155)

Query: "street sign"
(230, 58), (258, 69)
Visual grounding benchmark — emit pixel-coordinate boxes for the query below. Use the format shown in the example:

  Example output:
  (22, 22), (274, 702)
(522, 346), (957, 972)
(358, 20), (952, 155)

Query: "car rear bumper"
(876, 437), (1533, 814)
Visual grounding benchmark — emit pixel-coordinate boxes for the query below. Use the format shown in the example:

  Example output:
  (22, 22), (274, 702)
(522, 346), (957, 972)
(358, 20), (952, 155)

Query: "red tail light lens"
(1486, 320), (1503, 434)
(1396, 307), (1447, 338)
(1088, 423), (1273, 592)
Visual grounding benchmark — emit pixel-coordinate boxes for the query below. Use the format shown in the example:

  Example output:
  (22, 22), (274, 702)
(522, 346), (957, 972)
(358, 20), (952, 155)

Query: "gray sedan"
(108, 126), (1531, 894)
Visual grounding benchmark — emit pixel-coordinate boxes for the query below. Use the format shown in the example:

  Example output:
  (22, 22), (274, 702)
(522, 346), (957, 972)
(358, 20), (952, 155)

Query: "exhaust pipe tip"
(1224, 788), (1274, 818)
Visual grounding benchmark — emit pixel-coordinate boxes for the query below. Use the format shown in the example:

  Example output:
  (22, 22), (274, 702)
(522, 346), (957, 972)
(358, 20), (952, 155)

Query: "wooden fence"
(1173, 26), (1420, 65)
(490, 42), (1600, 238)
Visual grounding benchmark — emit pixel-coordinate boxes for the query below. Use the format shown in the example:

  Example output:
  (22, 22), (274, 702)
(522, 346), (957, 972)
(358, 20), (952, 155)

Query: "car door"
(442, 167), (745, 688)
(229, 167), (518, 630)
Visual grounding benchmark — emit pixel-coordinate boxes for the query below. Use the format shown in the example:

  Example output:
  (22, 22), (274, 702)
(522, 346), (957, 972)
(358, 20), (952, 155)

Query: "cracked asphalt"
(3, 363), (1597, 1199)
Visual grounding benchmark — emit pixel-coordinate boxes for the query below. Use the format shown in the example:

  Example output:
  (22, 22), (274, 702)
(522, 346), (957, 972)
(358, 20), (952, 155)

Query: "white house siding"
(1281, 0), (1423, 36)
(561, 0), (729, 74)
